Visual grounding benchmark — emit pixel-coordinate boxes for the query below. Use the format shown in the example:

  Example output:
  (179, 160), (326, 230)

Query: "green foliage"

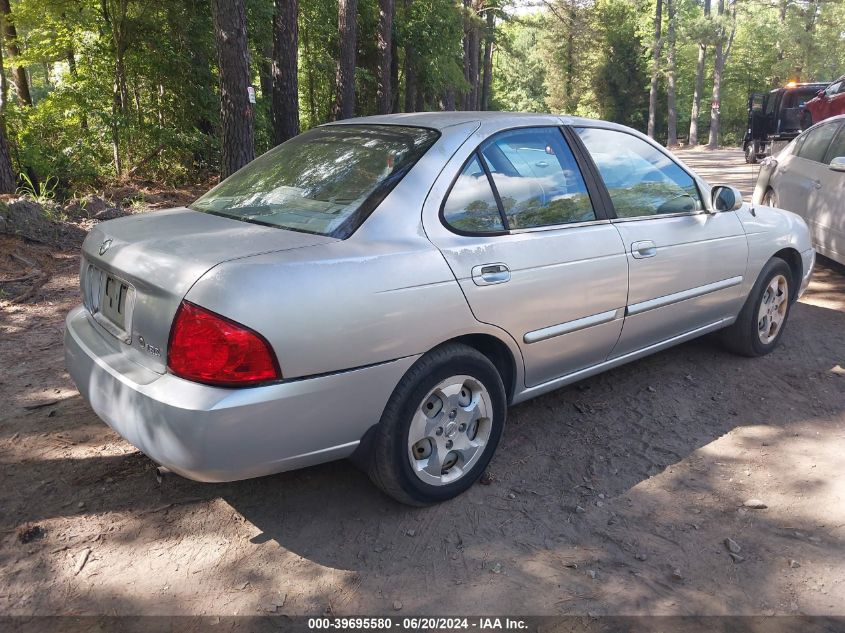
(592, 0), (649, 130)
(0, 0), (842, 197)
(16, 171), (58, 204)
(491, 16), (548, 112)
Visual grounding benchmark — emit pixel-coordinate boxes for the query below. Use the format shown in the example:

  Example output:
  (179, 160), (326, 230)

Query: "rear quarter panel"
(185, 236), (520, 380)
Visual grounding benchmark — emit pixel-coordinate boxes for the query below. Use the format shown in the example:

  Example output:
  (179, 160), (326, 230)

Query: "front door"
(423, 126), (628, 388)
(574, 126), (749, 357)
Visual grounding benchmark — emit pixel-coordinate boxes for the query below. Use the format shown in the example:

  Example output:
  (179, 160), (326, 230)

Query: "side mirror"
(818, 89), (826, 98)
(711, 185), (743, 211)
(830, 157), (845, 173)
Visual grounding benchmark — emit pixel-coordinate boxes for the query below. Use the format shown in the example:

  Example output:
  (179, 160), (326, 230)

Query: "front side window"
(191, 124), (439, 237)
(576, 127), (704, 218)
(797, 122), (839, 163)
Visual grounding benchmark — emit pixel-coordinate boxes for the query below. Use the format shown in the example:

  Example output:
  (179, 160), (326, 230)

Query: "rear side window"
(576, 127), (703, 218)
(798, 122), (839, 163)
(823, 124), (845, 164)
(479, 128), (595, 229)
(442, 156), (505, 233)
(441, 127), (595, 234)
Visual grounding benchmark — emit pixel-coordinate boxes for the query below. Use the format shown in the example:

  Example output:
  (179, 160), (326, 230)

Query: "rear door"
(811, 122), (845, 262)
(423, 126), (628, 388)
(573, 126), (748, 357)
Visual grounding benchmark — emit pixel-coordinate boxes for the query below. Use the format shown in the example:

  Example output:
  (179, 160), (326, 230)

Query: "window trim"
(438, 125), (605, 237)
(571, 124), (709, 221)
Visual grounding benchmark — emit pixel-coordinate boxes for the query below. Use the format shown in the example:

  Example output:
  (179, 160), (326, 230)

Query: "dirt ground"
(1, 148), (844, 618)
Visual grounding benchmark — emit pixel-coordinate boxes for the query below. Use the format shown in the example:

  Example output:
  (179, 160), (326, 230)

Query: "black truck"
(743, 81), (829, 163)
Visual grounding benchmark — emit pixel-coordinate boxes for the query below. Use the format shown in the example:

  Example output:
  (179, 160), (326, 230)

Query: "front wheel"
(720, 258), (793, 357)
(367, 343), (506, 505)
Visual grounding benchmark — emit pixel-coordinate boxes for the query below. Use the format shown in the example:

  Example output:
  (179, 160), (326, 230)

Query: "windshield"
(190, 124), (439, 237)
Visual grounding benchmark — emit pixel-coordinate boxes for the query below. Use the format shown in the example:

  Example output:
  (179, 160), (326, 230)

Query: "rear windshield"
(190, 124), (439, 238)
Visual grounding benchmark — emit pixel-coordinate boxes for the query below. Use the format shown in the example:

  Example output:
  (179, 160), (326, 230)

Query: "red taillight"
(168, 301), (281, 386)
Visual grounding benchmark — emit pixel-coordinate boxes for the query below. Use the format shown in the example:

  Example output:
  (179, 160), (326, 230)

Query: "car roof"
(326, 111), (608, 132)
(770, 83), (828, 93)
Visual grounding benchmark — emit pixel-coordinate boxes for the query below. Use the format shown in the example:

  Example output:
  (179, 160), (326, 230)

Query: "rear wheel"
(762, 188), (778, 207)
(744, 142), (758, 164)
(367, 343), (506, 505)
(720, 258), (793, 357)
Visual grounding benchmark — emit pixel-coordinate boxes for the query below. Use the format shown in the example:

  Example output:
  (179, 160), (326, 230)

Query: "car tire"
(367, 343), (507, 506)
(744, 142), (758, 164)
(762, 188), (778, 207)
(719, 258), (794, 357)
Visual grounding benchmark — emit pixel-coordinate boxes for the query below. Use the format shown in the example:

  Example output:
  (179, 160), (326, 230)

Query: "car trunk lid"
(80, 207), (337, 374)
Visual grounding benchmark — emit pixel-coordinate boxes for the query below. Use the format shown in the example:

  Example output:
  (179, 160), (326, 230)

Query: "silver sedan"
(65, 113), (814, 505)
(753, 113), (845, 266)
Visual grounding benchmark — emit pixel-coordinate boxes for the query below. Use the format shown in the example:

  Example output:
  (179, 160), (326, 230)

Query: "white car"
(754, 114), (845, 265)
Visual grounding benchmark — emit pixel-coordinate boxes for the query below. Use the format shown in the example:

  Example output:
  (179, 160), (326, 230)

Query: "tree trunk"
(666, 0), (677, 146)
(565, 0), (575, 111)
(467, 0), (481, 110)
(376, 0), (393, 114)
(688, 0), (710, 146)
(404, 58), (417, 112)
(102, 0), (131, 175)
(402, 0), (416, 112)
(708, 0), (735, 149)
(302, 15), (318, 124)
(480, 8), (494, 110)
(0, 42), (12, 192)
(272, 0), (300, 144)
(259, 43), (273, 103)
(211, 0), (255, 178)
(0, 26), (8, 114)
(333, 0), (357, 120)
(0, 123), (16, 192)
(647, 0), (663, 138)
(442, 88), (456, 111)
(390, 37), (399, 112)
(0, 0), (32, 107)
(461, 0), (471, 109)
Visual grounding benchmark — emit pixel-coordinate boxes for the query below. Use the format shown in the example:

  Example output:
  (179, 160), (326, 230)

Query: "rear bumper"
(64, 305), (417, 482)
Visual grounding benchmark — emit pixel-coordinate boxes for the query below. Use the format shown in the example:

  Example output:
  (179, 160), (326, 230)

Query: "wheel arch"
(772, 247), (803, 301)
(445, 333), (519, 404)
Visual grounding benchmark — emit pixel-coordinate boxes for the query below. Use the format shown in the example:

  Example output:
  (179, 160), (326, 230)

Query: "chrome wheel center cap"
(444, 421), (458, 438)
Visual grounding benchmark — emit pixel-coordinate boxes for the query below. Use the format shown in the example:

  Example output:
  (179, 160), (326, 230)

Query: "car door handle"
(631, 240), (657, 259)
(471, 263), (511, 286)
